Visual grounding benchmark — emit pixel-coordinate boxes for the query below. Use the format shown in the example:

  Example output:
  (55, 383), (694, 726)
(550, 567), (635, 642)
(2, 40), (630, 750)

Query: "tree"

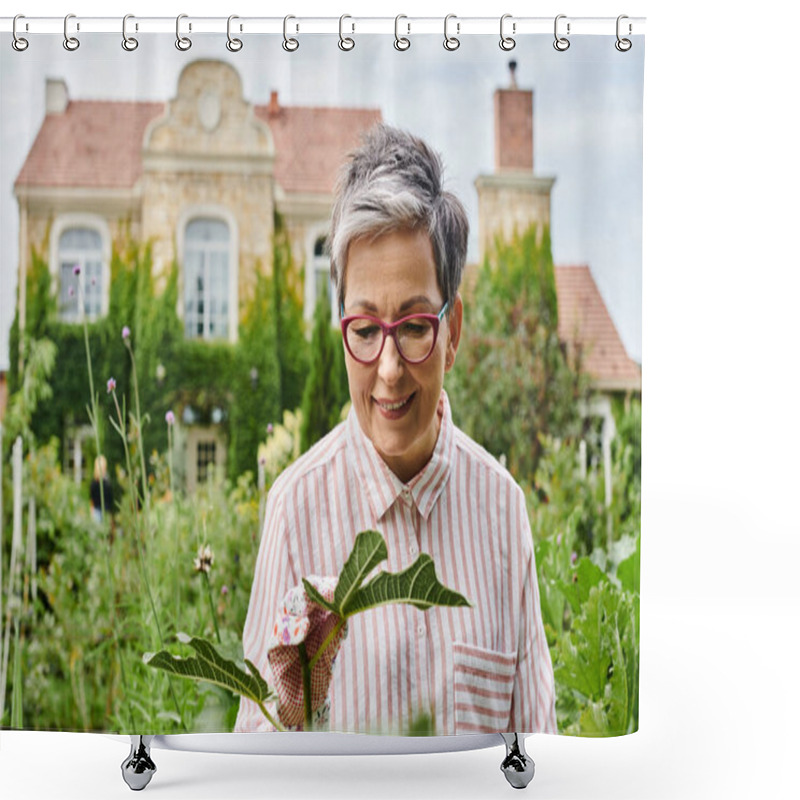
(299, 288), (348, 453)
(272, 213), (309, 414)
(447, 225), (589, 482)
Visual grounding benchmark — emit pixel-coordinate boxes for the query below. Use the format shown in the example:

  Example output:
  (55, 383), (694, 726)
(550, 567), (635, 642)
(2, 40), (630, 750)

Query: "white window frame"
(303, 227), (338, 327)
(177, 206), (239, 344)
(49, 214), (111, 323)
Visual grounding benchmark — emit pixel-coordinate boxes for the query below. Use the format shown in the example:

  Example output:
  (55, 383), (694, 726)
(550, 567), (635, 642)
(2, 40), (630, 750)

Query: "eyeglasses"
(340, 301), (449, 365)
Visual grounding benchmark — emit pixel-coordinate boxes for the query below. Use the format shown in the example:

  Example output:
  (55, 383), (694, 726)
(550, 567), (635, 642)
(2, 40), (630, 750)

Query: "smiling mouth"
(375, 393), (414, 412)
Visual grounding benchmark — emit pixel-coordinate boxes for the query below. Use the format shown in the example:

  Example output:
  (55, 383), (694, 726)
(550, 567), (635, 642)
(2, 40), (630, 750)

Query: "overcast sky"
(0, 33), (643, 371)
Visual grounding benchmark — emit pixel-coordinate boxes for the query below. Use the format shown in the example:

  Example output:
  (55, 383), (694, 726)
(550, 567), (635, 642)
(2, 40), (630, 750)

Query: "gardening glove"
(266, 576), (348, 729)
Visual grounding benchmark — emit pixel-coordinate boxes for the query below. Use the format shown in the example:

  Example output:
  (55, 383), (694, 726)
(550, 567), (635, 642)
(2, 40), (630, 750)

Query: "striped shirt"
(235, 390), (556, 735)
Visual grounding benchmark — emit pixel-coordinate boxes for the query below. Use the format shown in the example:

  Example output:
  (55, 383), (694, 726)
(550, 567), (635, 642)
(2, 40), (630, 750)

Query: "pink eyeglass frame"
(340, 301), (449, 365)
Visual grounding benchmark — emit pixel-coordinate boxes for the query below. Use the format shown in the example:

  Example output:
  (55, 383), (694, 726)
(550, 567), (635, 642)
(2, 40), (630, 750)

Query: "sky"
(0, 31), (643, 371)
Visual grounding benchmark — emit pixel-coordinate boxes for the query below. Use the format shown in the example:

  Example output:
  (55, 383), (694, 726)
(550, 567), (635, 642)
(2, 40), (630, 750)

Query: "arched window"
(184, 218), (230, 340)
(58, 227), (104, 321)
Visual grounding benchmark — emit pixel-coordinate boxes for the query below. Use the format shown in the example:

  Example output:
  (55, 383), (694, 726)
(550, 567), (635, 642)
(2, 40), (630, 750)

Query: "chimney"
(494, 60), (533, 172)
(268, 90), (280, 116)
(45, 78), (69, 114)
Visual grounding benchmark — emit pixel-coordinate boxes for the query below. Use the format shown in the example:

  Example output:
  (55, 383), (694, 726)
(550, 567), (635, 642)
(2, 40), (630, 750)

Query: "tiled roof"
(14, 99), (381, 195)
(554, 265), (641, 390)
(254, 105), (382, 195)
(14, 101), (164, 190)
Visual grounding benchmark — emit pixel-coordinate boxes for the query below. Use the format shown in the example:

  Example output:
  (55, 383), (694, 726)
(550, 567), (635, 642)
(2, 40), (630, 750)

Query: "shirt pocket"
(453, 641), (517, 734)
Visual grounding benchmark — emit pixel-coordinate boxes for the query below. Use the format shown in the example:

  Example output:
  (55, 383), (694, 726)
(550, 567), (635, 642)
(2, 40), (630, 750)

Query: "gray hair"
(329, 124), (469, 313)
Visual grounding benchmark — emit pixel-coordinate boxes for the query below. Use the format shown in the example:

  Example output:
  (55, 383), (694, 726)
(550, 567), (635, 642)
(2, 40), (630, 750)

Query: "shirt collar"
(346, 389), (455, 522)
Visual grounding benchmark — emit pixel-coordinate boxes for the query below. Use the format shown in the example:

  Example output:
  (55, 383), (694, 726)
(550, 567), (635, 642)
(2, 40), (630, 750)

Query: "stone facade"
(141, 61), (277, 337)
(475, 173), (554, 259)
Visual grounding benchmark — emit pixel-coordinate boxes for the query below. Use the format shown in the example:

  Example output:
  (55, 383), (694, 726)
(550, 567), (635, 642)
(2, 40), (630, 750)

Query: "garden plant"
(1, 223), (639, 736)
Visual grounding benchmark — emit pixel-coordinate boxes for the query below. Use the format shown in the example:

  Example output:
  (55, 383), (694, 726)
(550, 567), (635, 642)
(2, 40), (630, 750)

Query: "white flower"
(193, 544), (215, 574)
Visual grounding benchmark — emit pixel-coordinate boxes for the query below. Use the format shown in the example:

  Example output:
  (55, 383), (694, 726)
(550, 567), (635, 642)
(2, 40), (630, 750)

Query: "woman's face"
(342, 227), (462, 483)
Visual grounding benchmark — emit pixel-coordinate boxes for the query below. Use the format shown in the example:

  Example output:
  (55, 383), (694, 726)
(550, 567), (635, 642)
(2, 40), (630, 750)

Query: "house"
(475, 60), (641, 485)
(12, 58), (639, 487)
(13, 59), (380, 487)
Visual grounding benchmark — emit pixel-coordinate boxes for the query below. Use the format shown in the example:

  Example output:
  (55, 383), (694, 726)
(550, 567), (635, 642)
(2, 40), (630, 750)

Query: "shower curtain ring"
(339, 15), (355, 51)
(226, 15), (243, 52)
(615, 15), (632, 51)
(394, 15), (410, 51)
(12, 15), (29, 52)
(500, 14), (515, 51)
(176, 14), (192, 51)
(553, 14), (570, 51)
(122, 15), (139, 51)
(443, 14), (460, 51)
(283, 15), (299, 52)
(63, 14), (80, 51)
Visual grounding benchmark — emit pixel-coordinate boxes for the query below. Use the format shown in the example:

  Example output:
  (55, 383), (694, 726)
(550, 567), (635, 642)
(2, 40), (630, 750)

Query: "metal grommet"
(176, 14), (192, 51)
(226, 15), (243, 52)
(443, 14), (460, 51)
(122, 14), (139, 51)
(554, 14), (570, 51)
(394, 15), (410, 51)
(63, 14), (80, 51)
(500, 14), (515, 51)
(283, 15), (299, 52)
(615, 15), (632, 51)
(12, 14), (29, 52)
(338, 14), (355, 51)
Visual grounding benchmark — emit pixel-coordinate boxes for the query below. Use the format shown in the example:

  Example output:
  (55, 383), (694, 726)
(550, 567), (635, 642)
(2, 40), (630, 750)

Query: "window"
(184, 218), (230, 340)
(311, 235), (337, 323)
(58, 228), (104, 321)
(196, 440), (217, 484)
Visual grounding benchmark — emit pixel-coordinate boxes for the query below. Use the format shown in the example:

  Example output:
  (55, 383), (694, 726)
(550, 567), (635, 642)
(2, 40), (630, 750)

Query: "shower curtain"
(0, 17), (643, 740)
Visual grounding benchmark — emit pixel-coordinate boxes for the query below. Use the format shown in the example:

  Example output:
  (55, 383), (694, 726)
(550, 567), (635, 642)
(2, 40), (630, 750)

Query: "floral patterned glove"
(266, 576), (348, 729)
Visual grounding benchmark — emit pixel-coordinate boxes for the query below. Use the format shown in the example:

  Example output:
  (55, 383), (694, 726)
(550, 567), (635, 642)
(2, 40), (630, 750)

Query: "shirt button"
(417, 624), (425, 638)
(409, 544), (418, 556)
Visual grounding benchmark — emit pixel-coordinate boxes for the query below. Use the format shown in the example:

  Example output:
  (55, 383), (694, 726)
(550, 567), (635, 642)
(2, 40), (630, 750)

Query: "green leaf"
(577, 700), (611, 736)
(616, 535), (640, 595)
(559, 557), (607, 613)
(332, 530), (389, 613)
(144, 633), (274, 707)
(302, 530), (470, 620)
(554, 583), (615, 700)
(301, 578), (337, 613)
(342, 554), (471, 617)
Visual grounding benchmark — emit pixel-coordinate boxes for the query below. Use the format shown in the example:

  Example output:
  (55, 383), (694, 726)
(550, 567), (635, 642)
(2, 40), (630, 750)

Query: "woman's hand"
(266, 576), (348, 729)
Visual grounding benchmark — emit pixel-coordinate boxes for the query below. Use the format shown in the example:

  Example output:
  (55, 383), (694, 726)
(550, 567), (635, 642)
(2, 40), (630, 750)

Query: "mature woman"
(235, 125), (556, 736)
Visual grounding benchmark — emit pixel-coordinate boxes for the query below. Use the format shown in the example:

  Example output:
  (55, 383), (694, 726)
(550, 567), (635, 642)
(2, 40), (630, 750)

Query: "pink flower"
(165, 410), (175, 426)
(221, 585), (229, 596)
(122, 325), (131, 340)
(68, 287), (75, 297)
(267, 423), (274, 435)
(570, 551), (578, 565)
(72, 265), (80, 276)
(106, 377), (116, 393)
